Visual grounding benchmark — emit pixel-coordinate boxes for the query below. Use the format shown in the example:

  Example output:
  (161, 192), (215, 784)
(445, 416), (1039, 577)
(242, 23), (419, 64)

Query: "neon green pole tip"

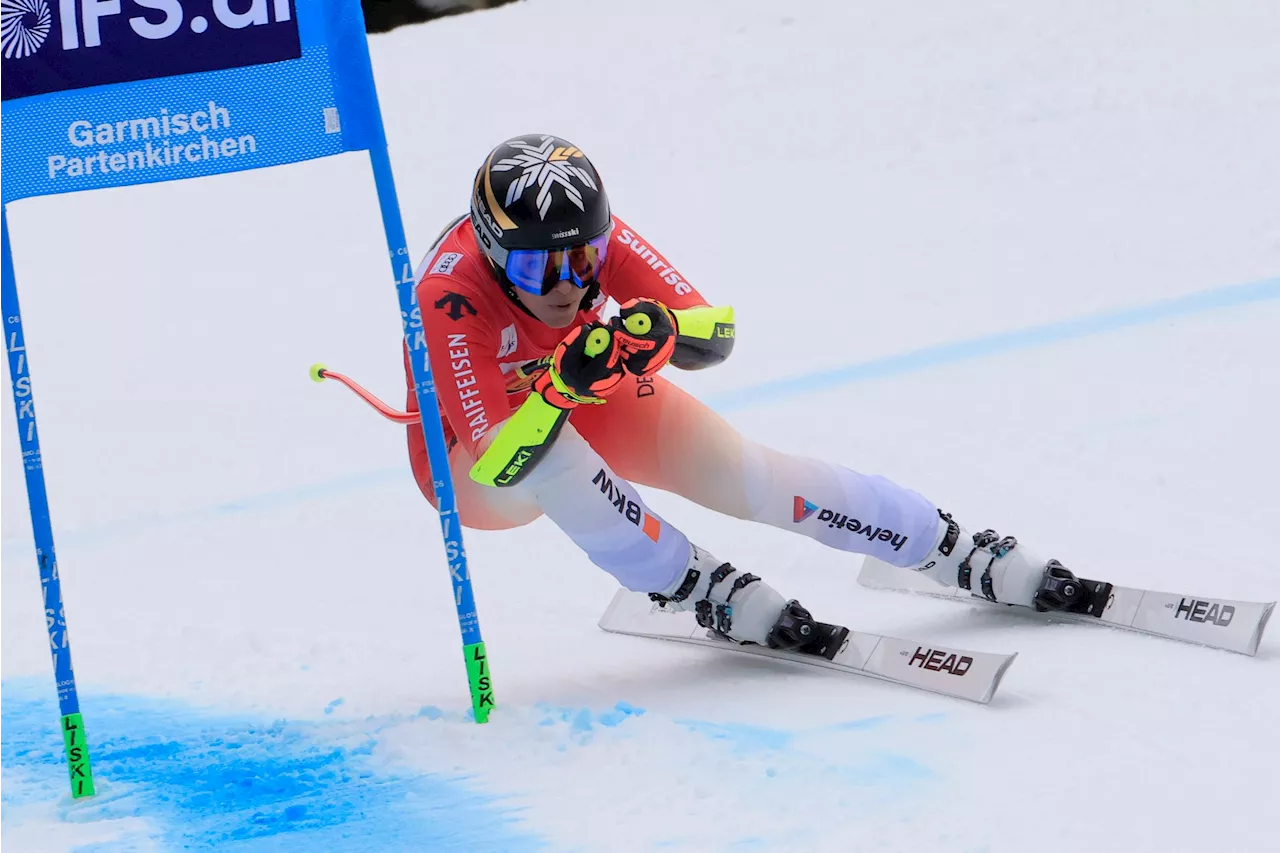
(61, 713), (95, 799)
(308, 363), (328, 383)
(463, 641), (496, 723)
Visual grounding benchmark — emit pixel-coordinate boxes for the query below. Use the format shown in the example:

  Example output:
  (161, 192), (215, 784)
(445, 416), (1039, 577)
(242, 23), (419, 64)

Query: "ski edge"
(858, 558), (1275, 657)
(597, 589), (1017, 704)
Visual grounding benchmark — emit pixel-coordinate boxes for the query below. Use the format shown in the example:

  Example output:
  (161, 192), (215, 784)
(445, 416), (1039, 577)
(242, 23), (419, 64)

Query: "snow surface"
(4, 0), (1279, 850)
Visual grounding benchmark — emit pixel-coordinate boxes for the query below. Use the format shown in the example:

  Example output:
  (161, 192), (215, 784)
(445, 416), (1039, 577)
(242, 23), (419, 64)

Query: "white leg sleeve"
(737, 442), (942, 569)
(509, 423), (692, 594)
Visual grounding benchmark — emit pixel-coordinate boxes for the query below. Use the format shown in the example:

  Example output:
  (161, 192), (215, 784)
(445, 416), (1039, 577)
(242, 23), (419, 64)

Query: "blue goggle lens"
(505, 231), (610, 296)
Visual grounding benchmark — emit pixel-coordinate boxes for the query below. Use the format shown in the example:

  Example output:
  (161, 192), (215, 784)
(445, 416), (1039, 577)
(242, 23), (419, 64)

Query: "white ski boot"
(910, 510), (1112, 616)
(650, 545), (849, 658)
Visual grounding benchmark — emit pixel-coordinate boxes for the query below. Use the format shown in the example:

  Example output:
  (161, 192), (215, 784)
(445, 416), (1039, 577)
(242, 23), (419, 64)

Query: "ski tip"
(309, 363), (328, 383)
(1249, 601), (1276, 656)
(981, 651), (1019, 704)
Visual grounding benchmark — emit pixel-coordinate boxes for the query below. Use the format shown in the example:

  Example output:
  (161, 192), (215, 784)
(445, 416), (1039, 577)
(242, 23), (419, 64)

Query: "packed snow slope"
(4, 1), (1279, 850)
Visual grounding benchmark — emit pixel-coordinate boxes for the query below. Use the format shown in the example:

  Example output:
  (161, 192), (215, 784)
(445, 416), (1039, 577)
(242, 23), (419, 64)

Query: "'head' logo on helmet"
(470, 134), (611, 265)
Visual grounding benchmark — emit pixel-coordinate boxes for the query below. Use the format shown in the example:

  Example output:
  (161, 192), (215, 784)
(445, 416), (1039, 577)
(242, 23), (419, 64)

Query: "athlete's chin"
(541, 306), (579, 328)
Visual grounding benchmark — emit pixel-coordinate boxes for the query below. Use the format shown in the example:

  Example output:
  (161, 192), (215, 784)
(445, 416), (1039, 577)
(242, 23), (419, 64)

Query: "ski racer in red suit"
(405, 134), (1109, 655)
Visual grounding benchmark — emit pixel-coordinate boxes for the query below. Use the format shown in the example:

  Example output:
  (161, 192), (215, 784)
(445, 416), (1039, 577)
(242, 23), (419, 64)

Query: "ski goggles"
(503, 226), (612, 296)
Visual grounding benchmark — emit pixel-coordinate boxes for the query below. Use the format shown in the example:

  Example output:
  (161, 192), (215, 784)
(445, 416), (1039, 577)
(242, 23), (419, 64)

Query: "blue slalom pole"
(370, 149), (495, 723)
(336, 41), (493, 723)
(1, 206), (97, 794)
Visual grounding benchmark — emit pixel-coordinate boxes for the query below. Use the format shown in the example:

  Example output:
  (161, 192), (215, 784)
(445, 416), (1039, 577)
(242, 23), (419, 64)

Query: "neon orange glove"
(610, 298), (678, 379)
(532, 321), (628, 409)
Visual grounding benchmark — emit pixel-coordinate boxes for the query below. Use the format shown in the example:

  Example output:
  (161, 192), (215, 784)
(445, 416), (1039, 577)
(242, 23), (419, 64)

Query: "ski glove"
(470, 321), (627, 488)
(609, 298), (737, 376)
(610, 298), (679, 378)
(534, 321), (628, 408)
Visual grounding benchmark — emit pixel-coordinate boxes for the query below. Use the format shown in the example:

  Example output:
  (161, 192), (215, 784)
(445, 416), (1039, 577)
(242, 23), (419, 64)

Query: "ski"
(597, 589), (1017, 704)
(858, 558), (1274, 656)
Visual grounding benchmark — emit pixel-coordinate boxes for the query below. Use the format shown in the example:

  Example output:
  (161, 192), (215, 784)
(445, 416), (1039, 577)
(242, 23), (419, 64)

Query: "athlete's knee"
(413, 440), (541, 531)
(518, 423), (691, 590)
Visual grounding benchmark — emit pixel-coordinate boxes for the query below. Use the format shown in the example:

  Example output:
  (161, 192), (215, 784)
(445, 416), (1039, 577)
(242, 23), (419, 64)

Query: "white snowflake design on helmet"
(491, 137), (599, 221)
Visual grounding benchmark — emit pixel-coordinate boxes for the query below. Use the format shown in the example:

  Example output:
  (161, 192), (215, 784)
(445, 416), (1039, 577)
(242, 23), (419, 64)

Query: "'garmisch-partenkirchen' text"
(48, 101), (257, 180)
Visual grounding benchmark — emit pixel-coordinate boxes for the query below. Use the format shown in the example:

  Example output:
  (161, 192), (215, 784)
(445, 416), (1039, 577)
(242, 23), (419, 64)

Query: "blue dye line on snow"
(706, 275), (1280, 410)
(0, 468), (407, 556)
(828, 714), (894, 731)
(3, 276), (1276, 556)
(0, 678), (545, 852)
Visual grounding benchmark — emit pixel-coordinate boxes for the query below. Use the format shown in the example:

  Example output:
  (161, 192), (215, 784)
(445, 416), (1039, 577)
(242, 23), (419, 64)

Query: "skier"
(402, 133), (1108, 659)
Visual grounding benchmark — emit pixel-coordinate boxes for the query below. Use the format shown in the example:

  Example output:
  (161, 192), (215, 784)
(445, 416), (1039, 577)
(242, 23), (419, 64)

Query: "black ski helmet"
(469, 134), (611, 305)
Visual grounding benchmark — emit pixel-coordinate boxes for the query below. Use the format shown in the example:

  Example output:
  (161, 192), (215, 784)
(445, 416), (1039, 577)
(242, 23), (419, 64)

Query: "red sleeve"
(412, 275), (512, 457)
(605, 217), (710, 310)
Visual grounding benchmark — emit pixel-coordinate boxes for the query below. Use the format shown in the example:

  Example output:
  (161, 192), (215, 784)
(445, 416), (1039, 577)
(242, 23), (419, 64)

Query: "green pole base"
(62, 713), (95, 798)
(463, 641), (496, 724)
